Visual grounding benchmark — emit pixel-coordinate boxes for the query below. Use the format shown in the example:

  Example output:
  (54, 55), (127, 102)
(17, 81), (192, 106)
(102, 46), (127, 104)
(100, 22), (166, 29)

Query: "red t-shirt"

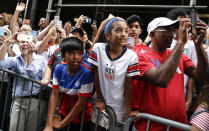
(135, 49), (194, 131)
(59, 93), (92, 124)
(132, 44), (150, 109)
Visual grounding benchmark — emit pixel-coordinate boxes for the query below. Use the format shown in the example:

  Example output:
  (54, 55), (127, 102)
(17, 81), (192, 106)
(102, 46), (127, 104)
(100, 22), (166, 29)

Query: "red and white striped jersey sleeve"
(52, 76), (59, 89)
(88, 49), (98, 66)
(127, 52), (140, 77)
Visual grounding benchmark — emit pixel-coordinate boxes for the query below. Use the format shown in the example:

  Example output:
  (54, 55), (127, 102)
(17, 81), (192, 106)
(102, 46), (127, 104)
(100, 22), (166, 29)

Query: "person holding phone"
(134, 17), (208, 131)
(0, 26), (14, 131)
(0, 32), (47, 131)
(63, 20), (72, 36)
(36, 24), (66, 63)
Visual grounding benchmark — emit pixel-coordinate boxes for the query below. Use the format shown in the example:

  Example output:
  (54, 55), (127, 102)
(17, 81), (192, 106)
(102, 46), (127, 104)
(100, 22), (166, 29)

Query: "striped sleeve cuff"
(79, 92), (92, 97)
(52, 85), (59, 89)
(127, 63), (140, 76)
(88, 51), (98, 66)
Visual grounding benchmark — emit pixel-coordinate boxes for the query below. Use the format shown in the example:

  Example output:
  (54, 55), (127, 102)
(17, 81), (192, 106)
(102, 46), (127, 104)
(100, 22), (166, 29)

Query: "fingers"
(48, 26), (56, 34)
(28, 42), (36, 52)
(20, 2), (25, 7)
(95, 101), (106, 112)
(179, 18), (192, 31)
(49, 20), (56, 27)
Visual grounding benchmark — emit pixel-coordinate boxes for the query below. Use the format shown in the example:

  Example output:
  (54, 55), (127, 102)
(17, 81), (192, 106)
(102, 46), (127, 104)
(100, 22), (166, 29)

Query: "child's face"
(106, 21), (129, 46)
(64, 50), (83, 68)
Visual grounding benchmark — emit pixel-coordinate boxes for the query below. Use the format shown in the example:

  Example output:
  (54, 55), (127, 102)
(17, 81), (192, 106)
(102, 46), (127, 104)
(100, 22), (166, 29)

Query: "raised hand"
(193, 20), (208, 45)
(47, 26), (56, 36)
(178, 18), (192, 45)
(28, 42), (37, 54)
(16, 2), (25, 12)
(49, 20), (56, 28)
(75, 15), (86, 28)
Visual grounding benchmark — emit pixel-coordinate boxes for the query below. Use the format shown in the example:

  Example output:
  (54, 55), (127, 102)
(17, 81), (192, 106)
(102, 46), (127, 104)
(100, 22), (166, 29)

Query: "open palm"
(16, 2), (25, 12)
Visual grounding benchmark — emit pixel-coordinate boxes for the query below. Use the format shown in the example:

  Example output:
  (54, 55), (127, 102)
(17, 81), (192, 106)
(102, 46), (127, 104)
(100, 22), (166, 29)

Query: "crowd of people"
(0, 2), (209, 131)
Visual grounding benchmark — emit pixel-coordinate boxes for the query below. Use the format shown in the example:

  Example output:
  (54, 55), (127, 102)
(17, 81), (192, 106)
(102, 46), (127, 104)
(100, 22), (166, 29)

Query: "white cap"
(147, 17), (179, 35)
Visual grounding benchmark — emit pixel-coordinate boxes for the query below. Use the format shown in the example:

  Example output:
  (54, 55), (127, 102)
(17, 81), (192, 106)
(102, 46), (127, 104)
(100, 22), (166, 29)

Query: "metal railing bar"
(80, 105), (86, 131)
(0, 68), (51, 88)
(94, 111), (100, 131)
(16, 79), (26, 131)
(24, 82), (34, 131)
(138, 113), (191, 131)
(0, 71), (5, 105)
(1, 78), (10, 129)
(146, 120), (151, 131)
(54, 4), (207, 9)
(166, 126), (170, 131)
(36, 82), (43, 131)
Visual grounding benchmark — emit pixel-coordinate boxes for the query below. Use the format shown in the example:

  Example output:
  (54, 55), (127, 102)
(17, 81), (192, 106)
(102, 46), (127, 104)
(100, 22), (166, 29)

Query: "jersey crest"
(104, 63), (116, 81)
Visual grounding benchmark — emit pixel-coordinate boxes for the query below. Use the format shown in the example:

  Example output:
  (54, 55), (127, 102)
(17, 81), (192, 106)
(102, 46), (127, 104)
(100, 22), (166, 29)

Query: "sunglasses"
(154, 27), (176, 34)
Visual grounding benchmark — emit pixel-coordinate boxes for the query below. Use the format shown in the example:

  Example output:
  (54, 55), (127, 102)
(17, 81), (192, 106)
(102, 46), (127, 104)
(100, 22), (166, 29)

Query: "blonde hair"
(19, 24), (32, 33)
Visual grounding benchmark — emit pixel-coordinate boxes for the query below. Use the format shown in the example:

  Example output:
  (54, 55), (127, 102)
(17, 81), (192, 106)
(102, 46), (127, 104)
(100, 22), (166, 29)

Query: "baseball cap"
(69, 27), (84, 37)
(147, 17), (179, 35)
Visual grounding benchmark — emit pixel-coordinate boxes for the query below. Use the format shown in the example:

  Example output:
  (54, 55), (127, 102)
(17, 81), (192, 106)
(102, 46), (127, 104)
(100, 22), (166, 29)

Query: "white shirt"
(88, 43), (140, 120)
(36, 41), (59, 63)
(11, 42), (21, 56)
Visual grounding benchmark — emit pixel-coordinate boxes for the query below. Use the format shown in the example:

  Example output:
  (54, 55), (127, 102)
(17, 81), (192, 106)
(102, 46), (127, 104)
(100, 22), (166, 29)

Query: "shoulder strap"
(189, 110), (209, 124)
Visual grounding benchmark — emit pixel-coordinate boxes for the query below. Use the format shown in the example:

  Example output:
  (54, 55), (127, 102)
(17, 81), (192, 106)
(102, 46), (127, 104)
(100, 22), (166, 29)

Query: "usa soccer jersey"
(88, 43), (140, 120)
(52, 63), (94, 123)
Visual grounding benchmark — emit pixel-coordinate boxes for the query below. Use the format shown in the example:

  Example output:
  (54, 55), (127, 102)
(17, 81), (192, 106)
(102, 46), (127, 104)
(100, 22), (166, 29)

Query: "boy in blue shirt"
(44, 37), (94, 131)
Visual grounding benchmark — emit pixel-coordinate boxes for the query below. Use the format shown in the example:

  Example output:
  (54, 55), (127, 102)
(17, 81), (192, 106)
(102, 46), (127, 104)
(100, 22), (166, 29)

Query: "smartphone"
(85, 16), (92, 24)
(127, 37), (135, 48)
(92, 20), (97, 25)
(190, 9), (200, 36)
(0, 28), (4, 36)
(54, 16), (60, 20)
(55, 20), (62, 27)
(17, 34), (33, 43)
(31, 30), (37, 37)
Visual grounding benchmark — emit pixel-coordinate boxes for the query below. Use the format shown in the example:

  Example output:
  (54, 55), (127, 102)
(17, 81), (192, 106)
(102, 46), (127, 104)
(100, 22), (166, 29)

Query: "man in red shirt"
(134, 17), (208, 131)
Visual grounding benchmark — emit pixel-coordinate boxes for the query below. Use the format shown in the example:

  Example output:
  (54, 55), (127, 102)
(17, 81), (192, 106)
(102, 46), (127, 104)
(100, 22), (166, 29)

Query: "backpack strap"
(189, 110), (209, 125)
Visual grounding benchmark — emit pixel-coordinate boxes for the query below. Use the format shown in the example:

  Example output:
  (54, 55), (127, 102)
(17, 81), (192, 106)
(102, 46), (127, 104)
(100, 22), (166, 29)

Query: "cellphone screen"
(127, 37), (135, 47)
(31, 30), (37, 36)
(17, 34), (33, 43)
(0, 28), (4, 36)
(56, 20), (62, 26)
(92, 20), (97, 25)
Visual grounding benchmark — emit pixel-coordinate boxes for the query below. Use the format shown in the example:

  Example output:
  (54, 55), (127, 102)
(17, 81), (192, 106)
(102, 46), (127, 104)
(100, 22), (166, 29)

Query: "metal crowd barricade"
(122, 113), (191, 131)
(0, 68), (52, 131)
(0, 68), (122, 131)
(0, 68), (192, 131)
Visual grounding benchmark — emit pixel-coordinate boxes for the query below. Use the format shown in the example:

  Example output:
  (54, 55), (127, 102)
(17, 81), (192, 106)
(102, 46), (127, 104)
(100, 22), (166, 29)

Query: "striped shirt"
(191, 104), (209, 131)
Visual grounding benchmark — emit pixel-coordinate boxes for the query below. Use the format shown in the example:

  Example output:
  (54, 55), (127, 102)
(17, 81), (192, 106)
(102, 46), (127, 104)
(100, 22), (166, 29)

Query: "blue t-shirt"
(52, 63), (94, 96)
